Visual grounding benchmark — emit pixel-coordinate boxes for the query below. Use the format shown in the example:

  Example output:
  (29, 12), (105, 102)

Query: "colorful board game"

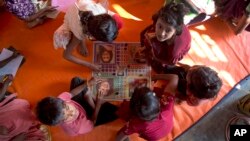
(92, 42), (151, 101)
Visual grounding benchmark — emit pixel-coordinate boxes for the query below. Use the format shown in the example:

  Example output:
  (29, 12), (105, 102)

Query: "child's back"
(116, 85), (176, 141)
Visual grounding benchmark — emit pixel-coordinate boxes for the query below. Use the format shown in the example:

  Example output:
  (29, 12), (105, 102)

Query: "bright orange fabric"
(0, 0), (249, 141)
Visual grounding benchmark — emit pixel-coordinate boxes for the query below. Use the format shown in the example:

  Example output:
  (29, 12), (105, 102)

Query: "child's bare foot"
(78, 42), (89, 57)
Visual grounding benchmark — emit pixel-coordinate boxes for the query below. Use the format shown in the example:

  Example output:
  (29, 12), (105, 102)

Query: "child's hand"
(89, 64), (101, 72)
(160, 95), (174, 106)
(96, 89), (106, 104)
(88, 77), (105, 86)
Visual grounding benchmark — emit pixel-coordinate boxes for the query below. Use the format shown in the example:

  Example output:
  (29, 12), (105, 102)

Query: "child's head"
(152, 2), (188, 42)
(79, 11), (118, 42)
(130, 87), (160, 121)
(99, 45), (113, 63)
(36, 97), (78, 125)
(185, 65), (222, 106)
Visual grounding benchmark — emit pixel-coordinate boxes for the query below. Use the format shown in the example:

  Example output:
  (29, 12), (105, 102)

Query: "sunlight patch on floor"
(112, 4), (142, 21)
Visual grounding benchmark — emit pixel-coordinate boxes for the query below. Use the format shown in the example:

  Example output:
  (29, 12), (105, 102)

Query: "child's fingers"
(97, 89), (105, 98)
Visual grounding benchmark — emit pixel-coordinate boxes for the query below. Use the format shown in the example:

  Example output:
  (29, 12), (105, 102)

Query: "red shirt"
(144, 25), (191, 65)
(120, 92), (175, 141)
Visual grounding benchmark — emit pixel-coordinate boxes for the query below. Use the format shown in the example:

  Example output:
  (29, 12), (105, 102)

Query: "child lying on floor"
(0, 74), (50, 141)
(53, 0), (123, 71)
(36, 77), (118, 136)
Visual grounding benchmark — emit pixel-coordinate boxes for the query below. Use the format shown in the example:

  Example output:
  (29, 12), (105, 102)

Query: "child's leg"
(95, 102), (118, 126)
(78, 39), (89, 57)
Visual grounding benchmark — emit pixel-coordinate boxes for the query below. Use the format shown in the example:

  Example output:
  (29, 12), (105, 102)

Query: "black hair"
(187, 66), (222, 99)
(99, 45), (113, 63)
(35, 97), (65, 125)
(152, 2), (189, 35)
(130, 87), (160, 121)
(79, 11), (118, 42)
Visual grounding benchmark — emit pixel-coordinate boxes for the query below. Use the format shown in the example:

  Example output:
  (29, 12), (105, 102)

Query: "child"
(2, 0), (58, 28)
(0, 74), (49, 141)
(53, 0), (123, 71)
(162, 63), (223, 106)
(116, 74), (178, 141)
(216, 0), (250, 34)
(140, 2), (191, 73)
(36, 77), (118, 136)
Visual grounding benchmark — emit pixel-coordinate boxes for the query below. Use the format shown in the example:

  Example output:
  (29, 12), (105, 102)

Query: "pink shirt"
(58, 92), (94, 136)
(0, 94), (45, 141)
(120, 93), (175, 141)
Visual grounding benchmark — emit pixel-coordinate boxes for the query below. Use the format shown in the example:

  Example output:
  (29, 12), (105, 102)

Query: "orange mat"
(0, 0), (249, 140)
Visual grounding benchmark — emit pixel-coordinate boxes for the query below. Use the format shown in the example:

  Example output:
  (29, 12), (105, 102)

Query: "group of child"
(0, 0), (229, 140)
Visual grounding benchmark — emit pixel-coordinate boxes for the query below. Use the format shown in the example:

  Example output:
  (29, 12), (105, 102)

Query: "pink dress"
(52, 0), (76, 13)
(58, 92), (94, 136)
(0, 94), (46, 141)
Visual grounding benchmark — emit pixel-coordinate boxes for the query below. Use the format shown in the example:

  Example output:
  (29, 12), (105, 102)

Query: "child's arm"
(91, 89), (105, 124)
(63, 35), (100, 71)
(152, 74), (179, 94)
(234, 14), (250, 35)
(116, 127), (130, 141)
(176, 62), (191, 71)
(69, 81), (88, 97)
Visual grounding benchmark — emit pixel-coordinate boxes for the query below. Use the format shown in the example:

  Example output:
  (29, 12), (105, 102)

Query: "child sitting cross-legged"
(36, 77), (118, 136)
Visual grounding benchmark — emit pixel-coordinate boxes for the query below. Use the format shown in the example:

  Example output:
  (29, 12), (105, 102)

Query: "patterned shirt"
(5, 0), (36, 20)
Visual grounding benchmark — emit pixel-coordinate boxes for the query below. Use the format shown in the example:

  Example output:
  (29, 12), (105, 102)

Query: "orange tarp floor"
(0, 0), (250, 141)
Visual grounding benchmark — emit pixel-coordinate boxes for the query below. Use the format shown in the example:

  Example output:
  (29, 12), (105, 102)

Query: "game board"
(92, 42), (151, 101)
